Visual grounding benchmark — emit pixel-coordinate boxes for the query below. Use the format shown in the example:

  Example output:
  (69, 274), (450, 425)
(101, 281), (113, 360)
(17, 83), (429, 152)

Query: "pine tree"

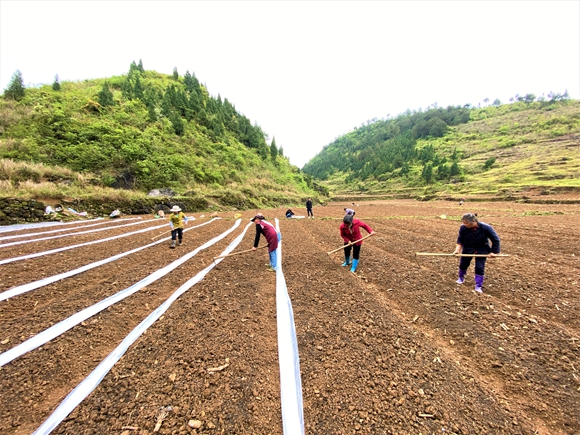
(184, 70), (194, 92)
(169, 112), (184, 135)
(134, 75), (144, 101)
(172, 67), (179, 81)
(161, 91), (174, 117)
(270, 137), (278, 160)
(4, 70), (25, 101)
(97, 82), (115, 107)
(52, 74), (61, 91)
(148, 104), (157, 122)
(450, 162), (460, 176)
(137, 59), (144, 72)
(129, 61), (138, 75)
(421, 162), (433, 184)
(121, 79), (134, 100)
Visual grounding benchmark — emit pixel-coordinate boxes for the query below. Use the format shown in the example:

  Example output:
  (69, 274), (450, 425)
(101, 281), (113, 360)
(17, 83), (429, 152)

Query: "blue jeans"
(268, 232), (282, 268)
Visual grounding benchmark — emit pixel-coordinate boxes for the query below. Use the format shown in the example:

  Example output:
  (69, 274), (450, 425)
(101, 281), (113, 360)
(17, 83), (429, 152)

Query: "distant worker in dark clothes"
(251, 213), (281, 271)
(452, 212), (501, 294)
(339, 214), (375, 273)
(285, 209), (295, 219)
(306, 198), (314, 218)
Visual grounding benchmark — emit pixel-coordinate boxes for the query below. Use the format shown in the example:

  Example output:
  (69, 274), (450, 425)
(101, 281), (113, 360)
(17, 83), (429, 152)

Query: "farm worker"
(340, 214), (375, 273)
(344, 207), (355, 216)
(306, 197), (314, 218)
(285, 209), (295, 219)
(168, 205), (188, 249)
(452, 212), (501, 293)
(251, 213), (281, 271)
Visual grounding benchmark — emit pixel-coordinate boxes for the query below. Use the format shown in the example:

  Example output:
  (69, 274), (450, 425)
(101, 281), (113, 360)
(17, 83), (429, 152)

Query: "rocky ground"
(0, 199), (578, 435)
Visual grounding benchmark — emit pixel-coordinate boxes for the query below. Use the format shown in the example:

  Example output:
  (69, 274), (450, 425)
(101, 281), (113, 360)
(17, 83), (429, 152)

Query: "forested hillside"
(303, 95), (580, 198)
(2, 64), (578, 207)
(0, 62), (325, 208)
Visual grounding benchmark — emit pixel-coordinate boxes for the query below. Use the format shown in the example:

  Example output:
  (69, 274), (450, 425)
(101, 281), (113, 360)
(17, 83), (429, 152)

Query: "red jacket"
(254, 220), (279, 252)
(340, 219), (373, 245)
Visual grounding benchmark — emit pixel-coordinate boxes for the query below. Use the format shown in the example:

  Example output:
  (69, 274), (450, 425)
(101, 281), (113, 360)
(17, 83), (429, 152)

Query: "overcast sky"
(1, 1), (579, 168)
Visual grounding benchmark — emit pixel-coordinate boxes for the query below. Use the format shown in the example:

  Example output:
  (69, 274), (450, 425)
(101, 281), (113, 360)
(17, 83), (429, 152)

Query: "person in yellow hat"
(168, 205), (188, 248)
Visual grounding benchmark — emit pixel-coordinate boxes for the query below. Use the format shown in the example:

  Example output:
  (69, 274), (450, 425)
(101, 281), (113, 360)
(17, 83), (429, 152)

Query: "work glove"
(170, 222), (174, 229)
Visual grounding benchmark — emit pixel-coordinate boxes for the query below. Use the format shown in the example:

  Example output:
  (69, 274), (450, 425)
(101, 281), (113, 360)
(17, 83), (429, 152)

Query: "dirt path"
(0, 200), (578, 434)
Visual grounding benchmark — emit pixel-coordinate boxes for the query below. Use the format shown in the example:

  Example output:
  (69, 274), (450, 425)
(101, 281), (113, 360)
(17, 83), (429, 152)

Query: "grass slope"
(0, 69), (324, 210)
(323, 100), (580, 199)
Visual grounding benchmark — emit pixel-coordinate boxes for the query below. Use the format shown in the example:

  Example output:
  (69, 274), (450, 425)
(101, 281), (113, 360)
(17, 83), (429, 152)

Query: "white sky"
(1, 1), (579, 168)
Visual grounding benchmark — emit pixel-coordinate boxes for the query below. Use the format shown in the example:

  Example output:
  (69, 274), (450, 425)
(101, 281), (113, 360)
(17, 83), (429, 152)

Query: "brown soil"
(0, 200), (578, 435)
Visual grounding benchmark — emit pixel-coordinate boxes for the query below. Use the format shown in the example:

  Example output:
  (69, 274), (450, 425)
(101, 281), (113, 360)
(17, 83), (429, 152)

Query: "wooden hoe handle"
(415, 252), (509, 258)
(213, 245), (268, 260)
(327, 233), (374, 255)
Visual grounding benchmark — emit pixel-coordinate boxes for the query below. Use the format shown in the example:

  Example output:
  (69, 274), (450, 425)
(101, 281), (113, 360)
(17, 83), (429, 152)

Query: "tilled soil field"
(0, 200), (578, 435)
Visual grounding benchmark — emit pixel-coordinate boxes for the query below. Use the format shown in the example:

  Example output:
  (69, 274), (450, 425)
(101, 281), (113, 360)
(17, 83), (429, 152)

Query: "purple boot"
(456, 269), (466, 284)
(474, 274), (484, 293)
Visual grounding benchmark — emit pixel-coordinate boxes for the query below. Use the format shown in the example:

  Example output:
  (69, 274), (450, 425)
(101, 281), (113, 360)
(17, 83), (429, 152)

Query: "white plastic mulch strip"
(0, 221), (172, 266)
(0, 218), (141, 241)
(31, 220), (253, 435)
(0, 218), (158, 248)
(0, 219), (217, 302)
(274, 218), (305, 435)
(0, 218), (104, 234)
(0, 218), (231, 368)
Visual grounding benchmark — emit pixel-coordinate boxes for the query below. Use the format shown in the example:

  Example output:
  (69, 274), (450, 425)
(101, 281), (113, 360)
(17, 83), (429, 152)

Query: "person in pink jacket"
(251, 213), (281, 271)
(339, 214), (374, 273)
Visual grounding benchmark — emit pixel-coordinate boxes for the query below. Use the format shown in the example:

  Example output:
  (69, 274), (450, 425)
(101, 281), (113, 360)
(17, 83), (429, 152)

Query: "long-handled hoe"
(414, 251), (509, 267)
(213, 245), (268, 263)
(327, 233), (375, 256)
(415, 252), (510, 258)
(151, 229), (173, 240)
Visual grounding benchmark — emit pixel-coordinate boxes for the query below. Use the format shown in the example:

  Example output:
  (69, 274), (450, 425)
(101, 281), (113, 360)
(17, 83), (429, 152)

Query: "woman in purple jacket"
(340, 214), (375, 273)
(251, 214), (281, 271)
(452, 212), (501, 293)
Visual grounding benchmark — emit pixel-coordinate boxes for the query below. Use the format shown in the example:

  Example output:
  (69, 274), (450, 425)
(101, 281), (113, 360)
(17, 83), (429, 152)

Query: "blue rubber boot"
(341, 256), (351, 267)
(350, 259), (359, 273)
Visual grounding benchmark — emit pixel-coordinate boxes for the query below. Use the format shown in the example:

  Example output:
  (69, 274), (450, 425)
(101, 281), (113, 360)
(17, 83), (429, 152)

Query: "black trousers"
(459, 256), (486, 275)
(171, 228), (183, 241)
(344, 243), (361, 260)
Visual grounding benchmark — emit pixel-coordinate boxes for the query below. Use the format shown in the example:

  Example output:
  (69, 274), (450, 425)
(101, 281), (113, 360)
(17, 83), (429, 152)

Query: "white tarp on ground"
(275, 218), (305, 435)
(0, 218), (140, 241)
(0, 218), (104, 233)
(0, 218), (229, 367)
(0, 218), (158, 248)
(0, 219), (218, 302)
(0, 222), (169, 266)
(31, 219), (250, 435)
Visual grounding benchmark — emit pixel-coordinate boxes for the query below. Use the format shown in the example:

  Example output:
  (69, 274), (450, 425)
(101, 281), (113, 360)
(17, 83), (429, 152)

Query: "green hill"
(2, 65), (578, 210)
(302, 97), (580, 200)
(0, 63), (326, 210)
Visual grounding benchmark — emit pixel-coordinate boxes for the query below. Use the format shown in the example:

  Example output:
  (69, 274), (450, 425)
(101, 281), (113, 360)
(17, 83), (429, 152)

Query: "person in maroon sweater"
(339, 214), (375, 273)
(251, 213), (281, 271)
